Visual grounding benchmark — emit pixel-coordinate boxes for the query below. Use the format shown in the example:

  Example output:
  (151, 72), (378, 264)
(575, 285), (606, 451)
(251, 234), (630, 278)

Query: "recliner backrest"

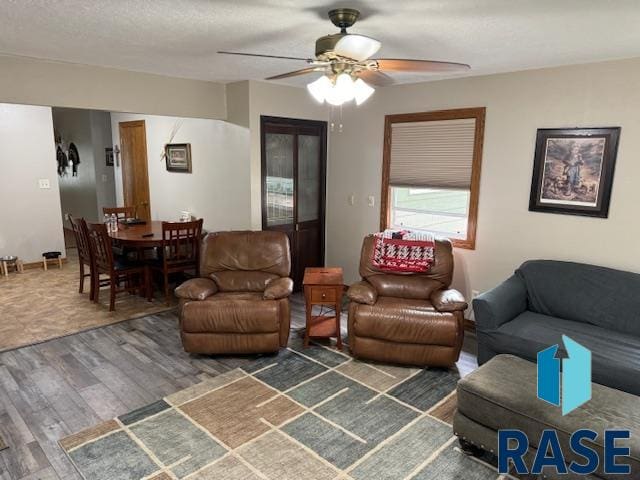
(358, 235), (454, 299)
(516, 260), (640, 337)
(201, 231), (291, 292)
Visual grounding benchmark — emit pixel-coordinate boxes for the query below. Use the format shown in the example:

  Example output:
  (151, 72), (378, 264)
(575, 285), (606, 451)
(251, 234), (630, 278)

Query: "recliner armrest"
(431, 288), (468, 312)
(264, 277), (293, 300)
(347, 281), (378, 305)
(175, 278), (218, 301)
(473, 274), (527, 331)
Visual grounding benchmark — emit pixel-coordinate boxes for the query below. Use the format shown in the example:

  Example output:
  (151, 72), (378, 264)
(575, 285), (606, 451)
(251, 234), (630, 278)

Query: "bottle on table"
(110, 213), (118, 232)
(104, 213), (112, 233)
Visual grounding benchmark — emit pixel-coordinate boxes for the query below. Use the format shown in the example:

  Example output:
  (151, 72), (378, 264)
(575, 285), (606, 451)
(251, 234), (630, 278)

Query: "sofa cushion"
(516, 260), (640, 337)
(353, 296), (458, 346)
(181, 295), (279, 334)
(210, 270), (278, 292)
(457, 355), (640, 477)
(492, 311), (640, 395)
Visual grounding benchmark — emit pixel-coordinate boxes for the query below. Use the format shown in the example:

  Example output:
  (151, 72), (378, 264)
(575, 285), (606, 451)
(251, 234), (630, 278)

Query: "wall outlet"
(38, 178), (50, 189)
(367, 195), (375, 207)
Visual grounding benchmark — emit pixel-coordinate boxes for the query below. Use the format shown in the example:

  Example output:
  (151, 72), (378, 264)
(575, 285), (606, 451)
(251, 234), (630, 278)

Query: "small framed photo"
(165, 143), (192, 173)
(105, 147), (114, 167)
(529, 127), (620, 218)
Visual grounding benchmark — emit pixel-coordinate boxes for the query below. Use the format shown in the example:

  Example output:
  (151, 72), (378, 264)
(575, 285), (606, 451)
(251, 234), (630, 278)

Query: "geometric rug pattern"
(60, 340), (502, 480)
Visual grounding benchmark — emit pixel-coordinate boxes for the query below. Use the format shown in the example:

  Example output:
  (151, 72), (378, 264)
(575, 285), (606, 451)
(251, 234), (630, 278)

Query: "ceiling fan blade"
(375, 58), (470, 73)
(218, 51), (313, 62)
(357, 70), (394, 87)
(334, 34), (381, 61)
(265, 67), (327, 81)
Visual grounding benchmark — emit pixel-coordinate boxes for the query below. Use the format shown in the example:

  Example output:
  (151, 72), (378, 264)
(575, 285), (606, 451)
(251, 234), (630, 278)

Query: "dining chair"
(150, 219), (203, 305)
(103, 206), (136, 220)
(69, 215), (95, 300)
(87, 222), (151, 311)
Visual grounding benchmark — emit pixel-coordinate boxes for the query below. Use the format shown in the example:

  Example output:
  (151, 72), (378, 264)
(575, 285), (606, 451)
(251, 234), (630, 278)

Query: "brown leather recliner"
(174, 231), (293, 354)
(347, 235), (468, 367)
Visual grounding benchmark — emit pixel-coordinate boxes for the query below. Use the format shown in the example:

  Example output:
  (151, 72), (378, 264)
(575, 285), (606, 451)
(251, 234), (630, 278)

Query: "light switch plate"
(348, 194), (355, 206)
(367, 195), (375, 207)
(38, 179), (50, 189)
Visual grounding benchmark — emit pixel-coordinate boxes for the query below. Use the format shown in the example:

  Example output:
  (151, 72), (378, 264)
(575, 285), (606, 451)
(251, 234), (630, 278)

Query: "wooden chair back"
(87, 222), (115, 272)
(161, 219), (203, 269)
(103, 206), (136, 219)
(69, 215), (93, 264)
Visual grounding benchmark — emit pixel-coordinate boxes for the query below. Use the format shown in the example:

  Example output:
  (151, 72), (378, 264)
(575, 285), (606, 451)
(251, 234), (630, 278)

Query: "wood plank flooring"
(0, 294), (478, 480)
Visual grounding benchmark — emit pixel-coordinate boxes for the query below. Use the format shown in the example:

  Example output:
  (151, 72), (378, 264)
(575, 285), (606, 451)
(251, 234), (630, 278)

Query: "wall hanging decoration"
(529, 127), (620, 218)
(56, 145), (68, 176)
(68, 142), (80, 176)
(165, 143), (192, 173)
(105, 147), (114, 166)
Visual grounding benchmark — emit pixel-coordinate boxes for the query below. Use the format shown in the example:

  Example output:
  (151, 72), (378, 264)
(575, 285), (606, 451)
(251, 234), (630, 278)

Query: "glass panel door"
(297, 134), (321, 223)
(264, 133), (294, 227)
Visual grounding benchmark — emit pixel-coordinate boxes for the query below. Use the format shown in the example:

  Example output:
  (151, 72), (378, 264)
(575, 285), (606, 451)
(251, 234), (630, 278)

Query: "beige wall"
(0, 54), (226, 119)
(327, 58), (640, 299)
(110, 113), (251, 232)
(0, 104), (65, 263)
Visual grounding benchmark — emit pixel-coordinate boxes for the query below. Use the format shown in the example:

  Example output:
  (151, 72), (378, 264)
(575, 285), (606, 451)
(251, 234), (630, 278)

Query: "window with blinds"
(381, 108), (485, 249)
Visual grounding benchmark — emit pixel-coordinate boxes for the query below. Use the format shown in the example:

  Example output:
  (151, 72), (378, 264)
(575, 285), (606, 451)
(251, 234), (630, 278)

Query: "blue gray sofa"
(473, 260), (640, 395)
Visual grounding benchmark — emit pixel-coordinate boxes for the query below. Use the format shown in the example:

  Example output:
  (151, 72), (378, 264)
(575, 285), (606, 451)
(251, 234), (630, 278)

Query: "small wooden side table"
(303, 267), (344, 350)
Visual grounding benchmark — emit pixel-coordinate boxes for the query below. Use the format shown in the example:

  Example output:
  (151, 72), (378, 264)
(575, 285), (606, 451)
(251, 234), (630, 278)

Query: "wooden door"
(119, 120), (151, 221)
(261, 116), (327, 288)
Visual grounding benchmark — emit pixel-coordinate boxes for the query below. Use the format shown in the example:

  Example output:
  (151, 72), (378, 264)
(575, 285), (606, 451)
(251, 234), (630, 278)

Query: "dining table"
(108, 220), (167, 248)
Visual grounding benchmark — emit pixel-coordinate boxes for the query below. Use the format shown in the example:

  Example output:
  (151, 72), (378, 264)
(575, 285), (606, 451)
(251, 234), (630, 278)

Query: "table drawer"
(310, 287), (337, 303)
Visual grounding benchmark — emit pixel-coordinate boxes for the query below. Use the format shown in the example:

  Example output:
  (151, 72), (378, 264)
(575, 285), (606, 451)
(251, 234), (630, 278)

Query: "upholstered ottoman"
(454, 355), (640, 479)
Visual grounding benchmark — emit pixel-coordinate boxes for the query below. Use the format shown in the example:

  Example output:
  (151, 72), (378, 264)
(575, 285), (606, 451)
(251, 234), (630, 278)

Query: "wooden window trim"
(380, 107), (485, 250)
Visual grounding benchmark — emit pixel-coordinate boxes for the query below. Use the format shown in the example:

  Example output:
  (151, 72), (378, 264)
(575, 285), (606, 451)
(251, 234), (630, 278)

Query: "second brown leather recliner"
(347, 235), (467, 367)
(175, 231), (293, 354)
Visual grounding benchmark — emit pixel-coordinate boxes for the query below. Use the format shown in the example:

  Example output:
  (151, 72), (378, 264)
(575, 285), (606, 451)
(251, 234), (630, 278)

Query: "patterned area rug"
(60, 342), (500, 480)
(0, 434), (7, 451)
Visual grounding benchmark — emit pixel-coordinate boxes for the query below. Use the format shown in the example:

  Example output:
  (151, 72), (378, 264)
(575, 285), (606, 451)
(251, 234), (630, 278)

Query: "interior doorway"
(119, 120), (151, 221)
(260, 116), (327, 288)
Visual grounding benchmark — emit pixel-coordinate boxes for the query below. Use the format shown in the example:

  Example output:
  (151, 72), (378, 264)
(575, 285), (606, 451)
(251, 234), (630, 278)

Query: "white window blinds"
(389, 117), (476, 189)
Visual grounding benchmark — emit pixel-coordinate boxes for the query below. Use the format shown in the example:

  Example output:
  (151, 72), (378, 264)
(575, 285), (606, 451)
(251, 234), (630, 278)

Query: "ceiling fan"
(219, 8), (470, 106)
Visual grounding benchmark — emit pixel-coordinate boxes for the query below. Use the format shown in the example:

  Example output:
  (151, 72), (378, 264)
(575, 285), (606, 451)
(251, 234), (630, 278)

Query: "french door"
(261, 116), (327, 289)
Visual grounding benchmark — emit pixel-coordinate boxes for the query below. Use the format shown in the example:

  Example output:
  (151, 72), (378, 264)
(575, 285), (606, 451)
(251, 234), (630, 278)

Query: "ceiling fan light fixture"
(334, 34), (381, 61)
(335, 73), (355, 102)
(306, 75), (332, 103)
(353, 78), (374, 105)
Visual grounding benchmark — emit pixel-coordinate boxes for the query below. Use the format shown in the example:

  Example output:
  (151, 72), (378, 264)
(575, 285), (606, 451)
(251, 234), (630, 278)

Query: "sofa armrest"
(264, 277), (294, 300)
(431, 289), (468, 312)
(473, 274), (527, 331)
(174, 278), (218, 301)
(347, 281), (378, 305)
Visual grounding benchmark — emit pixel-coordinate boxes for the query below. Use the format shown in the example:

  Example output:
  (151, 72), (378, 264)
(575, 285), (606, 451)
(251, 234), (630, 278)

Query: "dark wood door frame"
(260, 115), (328, 285)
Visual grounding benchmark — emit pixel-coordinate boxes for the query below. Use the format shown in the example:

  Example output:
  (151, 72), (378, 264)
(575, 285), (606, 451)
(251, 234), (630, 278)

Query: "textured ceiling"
(2, 0), (640, 86)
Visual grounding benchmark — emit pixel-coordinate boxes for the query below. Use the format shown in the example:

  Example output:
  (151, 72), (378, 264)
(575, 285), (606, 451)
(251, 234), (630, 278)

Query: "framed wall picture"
(529, 127), (620, 218)
(165, 143), (192, 173)
(105, 147), (114, 167)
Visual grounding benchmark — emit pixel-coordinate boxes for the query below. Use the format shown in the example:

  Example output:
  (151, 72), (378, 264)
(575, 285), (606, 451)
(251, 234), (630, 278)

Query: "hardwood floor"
(0, 294), (478, 480)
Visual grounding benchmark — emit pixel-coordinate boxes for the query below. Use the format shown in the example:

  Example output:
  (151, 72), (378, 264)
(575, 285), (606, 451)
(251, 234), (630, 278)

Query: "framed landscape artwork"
(528, 127), (620, 218)
(165, 143), (192, 173)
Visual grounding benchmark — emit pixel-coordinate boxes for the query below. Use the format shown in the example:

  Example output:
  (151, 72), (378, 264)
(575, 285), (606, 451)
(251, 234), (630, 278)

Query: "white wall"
(110, 113), (251, 232)
(327, 58), (640, 298)
(90, 111), (117, 218)
(0, 104), (65, 262)
(0, 54), (226, 120)
(52, 108), (99, 227)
